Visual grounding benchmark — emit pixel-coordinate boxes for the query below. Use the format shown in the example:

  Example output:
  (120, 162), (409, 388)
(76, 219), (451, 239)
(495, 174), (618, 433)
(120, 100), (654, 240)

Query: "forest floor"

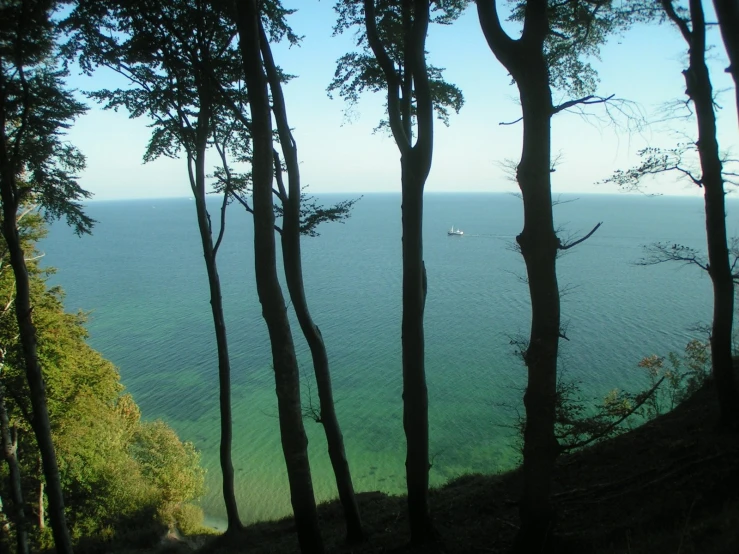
(106, 376), (739, 554)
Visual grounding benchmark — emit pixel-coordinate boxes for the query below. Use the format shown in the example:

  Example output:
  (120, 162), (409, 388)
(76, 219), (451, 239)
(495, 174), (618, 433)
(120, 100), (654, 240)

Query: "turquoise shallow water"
(40, 192), (734, 527)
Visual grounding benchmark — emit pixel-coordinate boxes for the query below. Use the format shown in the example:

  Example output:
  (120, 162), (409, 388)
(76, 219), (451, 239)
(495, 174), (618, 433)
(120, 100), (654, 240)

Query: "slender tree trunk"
(0, 192), (72, 554)
(512, 72), (561, 553)
(684, 0), (739, 428)
(400, 155), (432, 543)
(235, 2), (323, 552)
(362, 0), (435, 542)
(190, 146), (242, 531)
(476, 3), (561, 549)
(711, 0), (739, 126)
(0, 374), (29, 554)
(257, 22), (364, 543)
(280, 221), (364, 544)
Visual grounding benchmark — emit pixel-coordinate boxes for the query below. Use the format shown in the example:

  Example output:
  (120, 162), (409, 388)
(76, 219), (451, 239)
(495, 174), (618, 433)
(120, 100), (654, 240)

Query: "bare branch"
(499, 116), (523, 126)
(559, 222), (603, 250)
(638, 242), (709, 272)
(561, 377), (665, 452)
(552, 94), (615, 115)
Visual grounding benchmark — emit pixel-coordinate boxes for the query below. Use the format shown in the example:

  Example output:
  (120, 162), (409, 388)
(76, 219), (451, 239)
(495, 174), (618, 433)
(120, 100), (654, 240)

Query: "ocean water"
(39, 193), (734, 527)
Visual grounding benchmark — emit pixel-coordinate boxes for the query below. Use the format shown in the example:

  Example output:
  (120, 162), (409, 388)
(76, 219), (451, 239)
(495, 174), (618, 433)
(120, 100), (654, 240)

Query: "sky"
(63, 1), (739, 200)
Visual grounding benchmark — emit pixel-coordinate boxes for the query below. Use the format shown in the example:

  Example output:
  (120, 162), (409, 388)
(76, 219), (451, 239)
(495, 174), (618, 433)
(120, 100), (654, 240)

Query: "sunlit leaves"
(1, 0), (92, 234)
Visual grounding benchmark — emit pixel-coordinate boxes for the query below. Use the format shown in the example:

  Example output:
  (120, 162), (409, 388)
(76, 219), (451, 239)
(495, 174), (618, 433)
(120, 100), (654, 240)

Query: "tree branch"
(559, 222), (603, 250)
(561, 376), (665, 452)
(552, 94), (615, 115)
(499, 116), (524, 126)
(363, 0), (409, 152)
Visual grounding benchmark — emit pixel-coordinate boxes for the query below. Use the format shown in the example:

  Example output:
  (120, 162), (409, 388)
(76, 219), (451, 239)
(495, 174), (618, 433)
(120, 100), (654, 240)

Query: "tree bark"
(189, 103), (243, 530)
(0, 370), (29, 554)
(235, 2), (324, 552)
(680, 0), (739, 428)
(711, 0), (739, 127)
(477, 1), (561, 550)
(514, 75), (560, 550)
(0, 191), (73, 554)
(257, 23), (364, 543)
(362, 0), (436, 543)
(400, 155), (432, 543)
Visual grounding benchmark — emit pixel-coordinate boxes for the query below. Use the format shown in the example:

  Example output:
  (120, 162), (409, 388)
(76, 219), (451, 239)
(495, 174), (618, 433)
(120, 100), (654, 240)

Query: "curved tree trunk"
(0, 368), (29, 554)
(513, 75), (560, 551)
(235, 1), (324, 552)
(257, 22), (364, 543)
(280, 217), (364, 543)
(681, 0), (739, 428)
(191, 162), (242, 532)
(476, 2), (561, 550)
(362, 0), (436, 543)
(0, 194), (73, 554)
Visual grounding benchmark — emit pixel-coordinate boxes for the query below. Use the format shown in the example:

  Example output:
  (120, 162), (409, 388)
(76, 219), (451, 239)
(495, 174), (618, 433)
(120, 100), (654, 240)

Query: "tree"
(329, 0), (466, 544)
(64, 0), (251, 532)
(0, 1), (94, 551)
(711, 0), (739, 127)
(475, 0), (623, 549)
(0, 351), (29, 554)
(256, 15), (365, 543)
(606, 0), (739, 429)
(0, 212), (205, 547)
(234, 1), (324, 552)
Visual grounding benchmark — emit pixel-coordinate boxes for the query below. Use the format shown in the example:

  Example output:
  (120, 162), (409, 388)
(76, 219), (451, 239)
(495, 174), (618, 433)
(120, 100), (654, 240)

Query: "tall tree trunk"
(190, 136), (242, 530)
(258, 23), (364, 543)
(711, 0), (739, 126)
(400, 156), (432, 543)
(514, 75), (560, 552)
(476, 2), (561, 549)
(280, 215), (364, 544)
(193, 207), (242, 532)
(362, 0), (435, 542)
(235, 2), (324, 552)
(0, 368), (29, 554)
(0, 193), (72, 554)
(682, 0), (739, 428)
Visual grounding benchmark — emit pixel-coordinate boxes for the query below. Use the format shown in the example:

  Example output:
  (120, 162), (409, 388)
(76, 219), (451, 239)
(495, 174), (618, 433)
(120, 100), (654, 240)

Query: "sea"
(39, 192), (736, 529)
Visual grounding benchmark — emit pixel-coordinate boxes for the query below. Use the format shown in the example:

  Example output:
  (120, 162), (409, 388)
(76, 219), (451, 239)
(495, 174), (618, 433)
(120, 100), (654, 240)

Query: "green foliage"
(522, 339), (712, 454)
(0, 0), (93, 234)
(130, 420), (205, 525)
(329, 0), (467, 130)
(505, 0), (632, 97)
(0, 213), (205, 546)
(638, 339), (711, 418)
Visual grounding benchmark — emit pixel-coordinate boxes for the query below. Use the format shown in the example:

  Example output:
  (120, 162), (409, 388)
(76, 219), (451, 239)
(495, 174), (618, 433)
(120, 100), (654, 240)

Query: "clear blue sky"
(64, 1), (739, 200)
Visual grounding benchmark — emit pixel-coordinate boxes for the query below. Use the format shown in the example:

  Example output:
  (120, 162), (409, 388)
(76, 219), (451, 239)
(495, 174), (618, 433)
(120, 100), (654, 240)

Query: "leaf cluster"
(503, 0), (635, 97)
(1, 0), (93, 234)
(328, 0), (467, 130)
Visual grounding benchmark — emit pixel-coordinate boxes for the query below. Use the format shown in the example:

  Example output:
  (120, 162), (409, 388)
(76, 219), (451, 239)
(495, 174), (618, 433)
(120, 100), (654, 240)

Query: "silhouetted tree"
(475, 0), (625, 549)
(0, 2), (93, 551)
(256, 15), (365, 543)
(330, 0), (466, 544)
(234, 1), (324, 552)
(64, 0), (248, 531)
(606, 0), (739, 429)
